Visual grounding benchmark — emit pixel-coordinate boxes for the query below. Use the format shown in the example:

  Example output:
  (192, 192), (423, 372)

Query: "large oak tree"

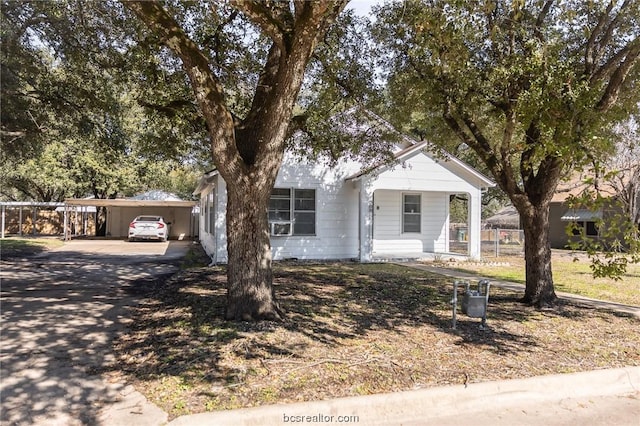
(124, 1), (348, 320)
(374, 0), (640, 306)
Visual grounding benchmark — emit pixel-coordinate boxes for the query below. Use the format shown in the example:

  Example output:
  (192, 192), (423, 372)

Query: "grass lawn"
(111, 248), (640, 420)
(0, 237), (64, 258)
(450, 251), (640, 306)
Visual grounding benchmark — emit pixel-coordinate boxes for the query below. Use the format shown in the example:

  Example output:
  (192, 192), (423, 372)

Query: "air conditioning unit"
(270, 221), (292, 236)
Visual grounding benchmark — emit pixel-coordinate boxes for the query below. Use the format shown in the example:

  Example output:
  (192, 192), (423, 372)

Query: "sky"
(345, 0), (386, 17)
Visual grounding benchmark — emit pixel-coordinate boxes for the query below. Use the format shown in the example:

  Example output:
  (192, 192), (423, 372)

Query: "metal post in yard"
(19, 206), (23, 236)
(452, 280), (458, 329)
(495, 228), (499, 257)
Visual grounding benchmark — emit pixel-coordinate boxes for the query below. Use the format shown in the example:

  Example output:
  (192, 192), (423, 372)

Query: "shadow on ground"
(0, 248), (182, 425)
(106, 252), (640, 420)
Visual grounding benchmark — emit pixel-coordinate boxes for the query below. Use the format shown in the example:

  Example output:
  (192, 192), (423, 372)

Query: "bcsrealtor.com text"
(283, 413), (360, 423)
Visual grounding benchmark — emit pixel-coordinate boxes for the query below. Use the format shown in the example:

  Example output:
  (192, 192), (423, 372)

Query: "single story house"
(193, 139), (495, 263)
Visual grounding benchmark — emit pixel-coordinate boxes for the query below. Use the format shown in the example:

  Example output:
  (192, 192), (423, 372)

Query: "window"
(294, 189), (315, 235)
(202, 195), (209, 233)
(586, 221), (598, 236)
(571, 221), (599, 237)
(268, 188), (316, 236)
(570, 221), (583, 236)
(268, 189), (291, 221)
(208, 191), (216, 235)
(403, 194), (421, 233)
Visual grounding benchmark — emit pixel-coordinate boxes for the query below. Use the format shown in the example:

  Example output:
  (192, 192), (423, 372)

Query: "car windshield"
(136, 216), (161, 222)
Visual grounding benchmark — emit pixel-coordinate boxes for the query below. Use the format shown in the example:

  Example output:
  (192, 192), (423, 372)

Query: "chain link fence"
(450, 226), (525, 257)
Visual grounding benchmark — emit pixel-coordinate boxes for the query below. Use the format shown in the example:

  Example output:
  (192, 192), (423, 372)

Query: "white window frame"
(268, 188), (316, 236)
(402, 193), (422, 234)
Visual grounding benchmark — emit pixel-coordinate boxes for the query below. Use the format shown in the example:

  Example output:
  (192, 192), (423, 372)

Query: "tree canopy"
(1, 0), (209, 202)
(373, 0), (640, 305)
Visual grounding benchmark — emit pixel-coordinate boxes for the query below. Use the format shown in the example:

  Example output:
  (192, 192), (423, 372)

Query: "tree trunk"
(123, 0), (349, 322)
(96, 206), (107, 237)
(224, 181), (283, 321)
(520, 203), (557, 307)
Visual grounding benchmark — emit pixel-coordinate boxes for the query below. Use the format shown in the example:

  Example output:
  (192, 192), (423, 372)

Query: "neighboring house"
(193, 140), (495, 263)
(548, 174), (624, 249)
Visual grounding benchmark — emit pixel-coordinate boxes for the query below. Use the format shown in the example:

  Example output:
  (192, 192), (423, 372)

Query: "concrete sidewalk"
(404, 262), (640, 319)
(168, 367), (640, 426)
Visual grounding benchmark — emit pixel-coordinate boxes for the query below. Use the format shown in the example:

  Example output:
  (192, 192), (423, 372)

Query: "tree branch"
(533, 0), (554, 42)
(122, 0), (244, 177)
(585, 0), (616, 76)
(520, 120), (540, 187)
(229, 0), (293, 50)
(595, 39), (640, 112)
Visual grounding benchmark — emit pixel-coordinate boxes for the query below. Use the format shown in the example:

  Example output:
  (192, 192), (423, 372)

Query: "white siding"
(372, 190), (448, 253)
(370, 154), (479, 194)
(198, 185), (216, 261)
(210, 156), (362, 262)
(196, 146), (490, 262)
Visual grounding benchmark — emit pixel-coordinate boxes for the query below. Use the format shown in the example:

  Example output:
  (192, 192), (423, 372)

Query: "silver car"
(128, 215), (170, 242)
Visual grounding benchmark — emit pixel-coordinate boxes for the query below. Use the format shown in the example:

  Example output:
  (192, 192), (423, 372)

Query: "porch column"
(63, 205), (69, 241)
(359, 182), (374, 262)
(468, 190), (482, 259)
(32, 206), (37, 236)
(1, 205), (5, 239)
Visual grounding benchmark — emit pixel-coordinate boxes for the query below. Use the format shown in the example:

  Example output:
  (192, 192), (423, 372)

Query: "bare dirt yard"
(109, 246), (640, 420)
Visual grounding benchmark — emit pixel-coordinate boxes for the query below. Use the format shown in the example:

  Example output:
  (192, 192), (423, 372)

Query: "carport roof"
(64, 198), (196, 208)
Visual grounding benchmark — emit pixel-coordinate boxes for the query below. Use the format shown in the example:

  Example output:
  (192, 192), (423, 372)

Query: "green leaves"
(1, 0), (209, 202)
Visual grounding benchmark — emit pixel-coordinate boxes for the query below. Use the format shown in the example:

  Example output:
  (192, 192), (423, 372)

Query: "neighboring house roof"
(484, 205), (520, 228)
(129, 190), (183, 201)
(551, 171), (622, 203)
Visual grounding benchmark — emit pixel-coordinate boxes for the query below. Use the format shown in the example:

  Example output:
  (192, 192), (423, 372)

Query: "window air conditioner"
(270, 221), (292, 236)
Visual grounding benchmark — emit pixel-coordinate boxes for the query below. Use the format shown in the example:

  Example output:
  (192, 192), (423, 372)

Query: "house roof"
(552, 171), (622, 203)
(345, 139), (496, 188)
(192, 169), (218, 195)
(191, 109), (495, 192)
(129, 190), (183, 201)
(484, 205), (520, 228)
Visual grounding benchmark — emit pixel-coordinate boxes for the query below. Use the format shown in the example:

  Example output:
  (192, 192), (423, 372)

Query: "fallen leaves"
(112, 257), (640, 419)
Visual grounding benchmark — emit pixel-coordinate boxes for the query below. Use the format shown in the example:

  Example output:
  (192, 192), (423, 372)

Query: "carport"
(64, 198), (197, 240)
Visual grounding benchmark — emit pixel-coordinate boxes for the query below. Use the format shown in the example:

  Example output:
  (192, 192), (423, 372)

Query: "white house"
(193, 140), (494, 263)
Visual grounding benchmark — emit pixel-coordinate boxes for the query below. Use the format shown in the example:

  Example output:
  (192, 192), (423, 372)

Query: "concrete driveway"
(1, 240), (191, 425)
